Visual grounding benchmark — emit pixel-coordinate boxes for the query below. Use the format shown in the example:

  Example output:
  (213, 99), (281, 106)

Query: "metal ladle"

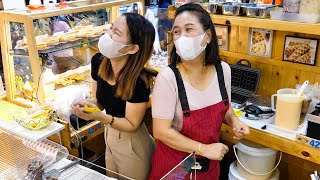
(296, 80), (309, 97)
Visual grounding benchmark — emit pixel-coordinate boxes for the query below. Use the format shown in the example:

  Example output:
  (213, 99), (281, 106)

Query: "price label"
(296, 134), (320, 150)
(88, 123), (102, 135)
(309, 139), (320, 149)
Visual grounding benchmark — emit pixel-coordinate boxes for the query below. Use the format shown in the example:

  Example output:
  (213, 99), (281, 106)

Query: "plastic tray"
(270, 10), (320, 24)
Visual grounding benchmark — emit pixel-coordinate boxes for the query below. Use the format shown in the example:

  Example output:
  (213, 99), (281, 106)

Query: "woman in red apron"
(149, 3), (250, 180)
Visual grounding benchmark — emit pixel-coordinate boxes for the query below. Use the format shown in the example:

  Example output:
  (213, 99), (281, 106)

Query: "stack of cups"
(283, 0), (300, 13)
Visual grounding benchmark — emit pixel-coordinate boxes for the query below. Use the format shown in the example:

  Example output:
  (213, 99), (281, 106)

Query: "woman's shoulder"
(91, 53), (103, 68)
(153, 66), (178, 91)
(220, 61), (231, 74)
(91, 53), (104, 80)
(220, 61), (230, 69)
(157, 66), (176, 80)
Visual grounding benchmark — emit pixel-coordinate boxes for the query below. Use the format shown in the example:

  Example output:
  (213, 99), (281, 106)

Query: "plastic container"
(229, 161), (280, 180)
(277, 88), (311, 114)
(233, 140), (281, 180)
(272, 93), (305, 131)
(270, 10), (320, 24)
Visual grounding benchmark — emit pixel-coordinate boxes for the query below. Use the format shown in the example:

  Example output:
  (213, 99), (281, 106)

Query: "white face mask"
(98, 33), (128, 59)
(174, 33), (207, 61)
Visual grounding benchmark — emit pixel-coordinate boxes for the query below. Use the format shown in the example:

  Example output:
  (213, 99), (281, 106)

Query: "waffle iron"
(230, 59), (261, 109)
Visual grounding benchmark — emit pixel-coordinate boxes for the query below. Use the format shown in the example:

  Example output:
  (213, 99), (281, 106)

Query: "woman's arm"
(224, 106), (250, 140)
(222, 63), (249, 139)
(224, 106), (238, 127)
(91, 80), (97, 99)
(74, 101), (148, 133)
(153, 118), (229, 160)
(104, 101), (148, 133)
(86, 78), (149, 132)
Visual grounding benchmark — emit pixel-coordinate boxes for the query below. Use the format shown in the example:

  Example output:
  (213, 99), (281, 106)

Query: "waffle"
(284, 44), (296, 57)
(42, 36), (60, 45)
(288, 41), (302, 47)
(252, 30), (265, 44)
(59, 33), (77, 42)
(251, 30), (267, 54)
(286, 41), (311, 61)
(295, 52), (311, 63)
(251, 41), (266, 54)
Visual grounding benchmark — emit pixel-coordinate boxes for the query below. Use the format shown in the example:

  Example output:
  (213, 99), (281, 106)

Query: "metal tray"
(221, 2), (248, 16)
(244, 4), (276, 18)
(208, 2), (228, 14)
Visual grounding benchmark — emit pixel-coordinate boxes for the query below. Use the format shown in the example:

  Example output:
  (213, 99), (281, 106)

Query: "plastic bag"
(145, 8), (162, 54)
(52, 85), (90, 122)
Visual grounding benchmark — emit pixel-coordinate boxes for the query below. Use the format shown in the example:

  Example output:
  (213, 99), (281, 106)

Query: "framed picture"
(283, 36), (318, 66)
(248, 28), (273, 58)
(215, 25), (229, 51)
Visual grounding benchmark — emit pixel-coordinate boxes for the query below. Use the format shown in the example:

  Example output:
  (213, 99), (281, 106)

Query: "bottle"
(44, 0), (56, 8)
(29, 0), (42, 6)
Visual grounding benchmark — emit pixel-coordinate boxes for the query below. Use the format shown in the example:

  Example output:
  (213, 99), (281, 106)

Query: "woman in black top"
(72, 13), (156, 180)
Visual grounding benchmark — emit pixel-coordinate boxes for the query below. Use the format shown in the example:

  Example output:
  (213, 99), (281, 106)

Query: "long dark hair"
(170, 3), (221, 65)
(98, 13), (156, 101)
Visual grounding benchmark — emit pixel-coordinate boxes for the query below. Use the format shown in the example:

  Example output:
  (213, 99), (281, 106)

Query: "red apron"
(149, 62), (229, 180)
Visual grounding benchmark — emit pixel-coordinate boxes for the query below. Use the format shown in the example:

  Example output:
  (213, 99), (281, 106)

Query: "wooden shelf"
(168, 5), (320, 35)
(220, 51), (320, 73)
(210, 14), (320, 36)
(0, 0), (143, 20)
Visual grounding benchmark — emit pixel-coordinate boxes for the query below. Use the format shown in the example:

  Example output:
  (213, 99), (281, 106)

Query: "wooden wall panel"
(222, 29), (320, 96)
(229, 25), (239, 52)
(222, 55), (237, 65)
(299, 71), (316, 84)
(272, 31), (287, 60)
(283, 68), (301, 89)
(315, 74), (320, 83)
(257, 63), (273, 96)
(238, 26), (250, 54)
(271, 65), (285, 95)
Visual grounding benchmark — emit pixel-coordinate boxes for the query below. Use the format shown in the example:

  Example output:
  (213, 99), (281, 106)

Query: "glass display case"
(0, 127), (129, 180)
(0, 0), (145, 107)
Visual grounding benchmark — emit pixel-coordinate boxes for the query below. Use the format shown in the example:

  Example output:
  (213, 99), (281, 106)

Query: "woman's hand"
(71, 100), (104, 121)
(201, 143), (229, 161)
(231, 117), (250, 140)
